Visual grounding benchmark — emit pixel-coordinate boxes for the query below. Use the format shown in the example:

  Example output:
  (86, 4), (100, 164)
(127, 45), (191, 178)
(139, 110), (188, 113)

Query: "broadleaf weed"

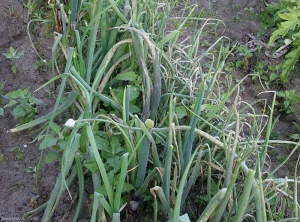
(3, 46), (25, 74)
(4, 88), (42, 124)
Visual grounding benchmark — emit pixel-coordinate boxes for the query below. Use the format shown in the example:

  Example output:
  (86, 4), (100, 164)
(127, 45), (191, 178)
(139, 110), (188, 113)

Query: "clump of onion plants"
(12, 0), (300, 221)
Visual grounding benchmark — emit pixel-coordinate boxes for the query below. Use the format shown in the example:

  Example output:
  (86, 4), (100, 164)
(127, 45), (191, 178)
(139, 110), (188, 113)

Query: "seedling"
(235, 45), (254, 71)
(8, 6), (16, 16)
(33, 59), (51, 71)
(0, 153), (6, 163)
(3, 46), (25, 74)
(10, 146), (25, 160)
(252, 63), (282, 88)
(4, 88), (42, 124)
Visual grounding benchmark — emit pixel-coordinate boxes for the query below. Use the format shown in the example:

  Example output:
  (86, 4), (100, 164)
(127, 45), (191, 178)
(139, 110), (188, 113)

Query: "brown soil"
(0, 0), (57, 221)
(0, 0), (298, 221)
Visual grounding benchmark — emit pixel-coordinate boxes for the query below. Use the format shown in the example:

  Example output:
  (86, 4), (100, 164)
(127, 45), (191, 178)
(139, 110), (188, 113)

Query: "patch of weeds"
(252, 63), (282, 88)
(259, 0), (300, 82)
(234, 45), (254, 70)
(3, 88), (42, 124)
(0, 153), (7, 162)
(233, 13), (241, 23)
(33, 59), (51, 72)
(10, 146), (27, 160)
(276, 89), (300, 115)
(290, 115), (300, 141)
(23, 0), (43, 19)
(8, 5), (16, 16)
(270, 130), (280, 140)
(3, 46), (25, 74)
(244, 7), (256, 19)
(38, 122), (67, 164)
(233, 4), (239, 11)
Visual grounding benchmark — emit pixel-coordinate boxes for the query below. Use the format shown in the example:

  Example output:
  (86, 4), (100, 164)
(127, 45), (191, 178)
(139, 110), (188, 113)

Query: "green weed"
(0, 153), (6, 162)
(260, 0), (300, 82)
(4, 88), (42, 124)
(3, 47), (25, 74)
(290, 115), (300, 141)
(33, 59), (51, 71)
(10, 146), (27, 160)
(276, 89), (300, 115)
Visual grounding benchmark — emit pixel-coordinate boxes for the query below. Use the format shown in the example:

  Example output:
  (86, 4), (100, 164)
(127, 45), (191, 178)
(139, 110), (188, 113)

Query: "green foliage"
(290, 115), (300, 140)
(10, 146), (27, 160)
(234, 44), (254, 70)
(3, 46), (25, 74)
(4, 88), (42, 124)
(276, 89), (300, 115)
(33, 59), (51, 71)
(16, 0), (300, 221)
(252, 62), (282, 87)
(261, 0), (300, 81)
(23, 0), (43, 19)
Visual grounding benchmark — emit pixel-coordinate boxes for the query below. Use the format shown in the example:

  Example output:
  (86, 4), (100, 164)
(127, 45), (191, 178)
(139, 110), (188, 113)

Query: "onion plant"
(13, 0), (300, 221)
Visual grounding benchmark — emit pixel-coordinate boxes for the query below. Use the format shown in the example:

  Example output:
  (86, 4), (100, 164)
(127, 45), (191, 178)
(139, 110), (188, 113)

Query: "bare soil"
(0, 0), (58, 221)
(0, 0), (298, 221)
